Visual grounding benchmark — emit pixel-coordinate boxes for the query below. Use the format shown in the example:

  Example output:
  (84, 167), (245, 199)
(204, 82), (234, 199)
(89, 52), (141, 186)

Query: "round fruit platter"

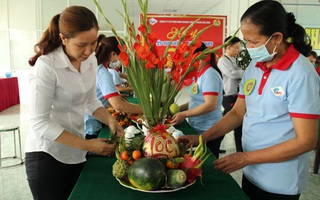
(111, 124), (210, 193)
(116, 177), (195, 193)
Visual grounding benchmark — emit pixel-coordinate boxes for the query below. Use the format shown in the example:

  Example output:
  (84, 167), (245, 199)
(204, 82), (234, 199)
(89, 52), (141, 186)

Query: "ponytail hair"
(29, 6), (99, 66)
(95, 36), (121, 65)
(28, 14), (60, 66)
(194, 42), (222, 77)
(285, 13), (311, 56)
(96, 34), (107, 52)
(240, 1), (311, 56)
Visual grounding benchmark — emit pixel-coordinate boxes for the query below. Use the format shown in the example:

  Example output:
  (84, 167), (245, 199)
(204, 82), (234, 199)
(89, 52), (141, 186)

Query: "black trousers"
(222, 95), (243, 152)
(25, 152), (85, 200)
(85, 134), (98, 139)
(242, 175), (301, 200)
(206, 135), (225, 158)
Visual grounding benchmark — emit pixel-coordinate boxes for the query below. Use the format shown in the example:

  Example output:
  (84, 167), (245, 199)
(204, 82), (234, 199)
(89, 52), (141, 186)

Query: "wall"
(202, 0), (258, 37)
(281, 0), (320, 52)
(0, 0), (319, 105)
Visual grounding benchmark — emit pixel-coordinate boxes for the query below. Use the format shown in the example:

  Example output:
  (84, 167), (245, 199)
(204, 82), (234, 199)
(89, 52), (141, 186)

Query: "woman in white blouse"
(26, 6), (123, 200)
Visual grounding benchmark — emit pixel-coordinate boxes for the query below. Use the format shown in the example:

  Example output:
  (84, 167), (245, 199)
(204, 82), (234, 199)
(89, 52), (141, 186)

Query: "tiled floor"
(0, 89), (320, 199)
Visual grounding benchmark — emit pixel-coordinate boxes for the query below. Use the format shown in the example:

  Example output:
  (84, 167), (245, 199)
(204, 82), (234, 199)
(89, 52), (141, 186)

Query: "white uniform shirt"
(25, 46), (103, 164)
(217, 54), (244, 95)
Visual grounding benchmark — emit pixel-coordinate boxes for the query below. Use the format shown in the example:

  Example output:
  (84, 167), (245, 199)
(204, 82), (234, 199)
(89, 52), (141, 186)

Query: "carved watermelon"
(143, 132), (180, 159)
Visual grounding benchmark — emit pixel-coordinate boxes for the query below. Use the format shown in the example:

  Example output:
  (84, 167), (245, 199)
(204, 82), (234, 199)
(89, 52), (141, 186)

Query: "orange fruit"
(121, 150), (129, 160)
(132, 150), (141, 160)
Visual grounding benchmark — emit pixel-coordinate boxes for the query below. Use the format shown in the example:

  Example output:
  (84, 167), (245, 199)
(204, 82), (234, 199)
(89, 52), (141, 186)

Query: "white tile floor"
(0, 89), (320, 199)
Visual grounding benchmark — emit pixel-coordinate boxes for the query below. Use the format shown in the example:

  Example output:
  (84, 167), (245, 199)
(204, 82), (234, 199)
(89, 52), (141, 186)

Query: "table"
(0, 77), (20, 112)
(69, 121), (249, 200)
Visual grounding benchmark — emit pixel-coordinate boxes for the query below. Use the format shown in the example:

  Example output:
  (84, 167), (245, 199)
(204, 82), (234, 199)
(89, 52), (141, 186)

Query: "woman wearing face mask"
(170, 42), (224, 159)
(177, 1), (320, 199)
(98, 35), (133, 93)
(84, 35), (142, 139)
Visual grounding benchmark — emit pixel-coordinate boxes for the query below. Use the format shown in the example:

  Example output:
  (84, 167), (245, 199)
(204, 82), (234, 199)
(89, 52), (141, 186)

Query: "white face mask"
(109, 59), (121, 69)
(247, 36), (277, 62)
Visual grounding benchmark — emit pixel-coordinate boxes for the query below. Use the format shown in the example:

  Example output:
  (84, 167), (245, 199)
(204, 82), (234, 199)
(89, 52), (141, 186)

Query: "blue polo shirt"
(188, 65), (223, 132)
(84, 64), (119, 137)
(239, 45), (320, 195)
(108, 68), (122, 87)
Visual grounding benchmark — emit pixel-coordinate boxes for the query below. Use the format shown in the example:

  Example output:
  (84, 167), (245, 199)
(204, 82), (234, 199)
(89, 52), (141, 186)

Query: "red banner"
(147, 14), (227, 67)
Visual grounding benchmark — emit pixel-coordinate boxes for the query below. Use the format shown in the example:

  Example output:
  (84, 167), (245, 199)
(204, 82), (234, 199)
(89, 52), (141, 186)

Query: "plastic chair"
(0, 125), (24, 168)
(313, 119), (320, 174)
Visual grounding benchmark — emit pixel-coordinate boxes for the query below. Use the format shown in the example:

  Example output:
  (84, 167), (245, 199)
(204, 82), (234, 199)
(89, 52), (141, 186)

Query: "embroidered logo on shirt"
(271, 86), (284, 96)
(190, 83), (198, 94)
(243, 78), (256, 96)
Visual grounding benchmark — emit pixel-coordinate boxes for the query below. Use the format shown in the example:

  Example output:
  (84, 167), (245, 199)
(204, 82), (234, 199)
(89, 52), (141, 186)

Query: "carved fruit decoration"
(143, 132), (180, 159)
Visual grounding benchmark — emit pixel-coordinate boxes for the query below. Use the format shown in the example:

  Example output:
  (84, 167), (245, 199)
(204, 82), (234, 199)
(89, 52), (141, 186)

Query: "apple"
(169, 103), (180, 116)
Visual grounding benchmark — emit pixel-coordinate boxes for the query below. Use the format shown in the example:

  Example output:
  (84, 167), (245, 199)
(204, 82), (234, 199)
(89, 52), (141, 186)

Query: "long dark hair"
(95, 36), (120, 65)
(240, 1), (311, 56)
(29, 6), (99, 66)
(194, 42), (222, 77)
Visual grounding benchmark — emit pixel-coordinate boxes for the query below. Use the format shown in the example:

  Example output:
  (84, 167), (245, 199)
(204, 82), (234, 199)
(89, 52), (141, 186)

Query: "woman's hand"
(87, 138), (117, 156)
(108, 118), (124, 138)
(170, 112), (187, 125)
(176, 135), (199, 149)
(213, 152), (249, 174)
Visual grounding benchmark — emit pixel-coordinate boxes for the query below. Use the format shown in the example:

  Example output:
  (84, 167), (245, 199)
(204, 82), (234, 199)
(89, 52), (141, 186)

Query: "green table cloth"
(126, 95), (139, 105)
(69, 121), (249, 200)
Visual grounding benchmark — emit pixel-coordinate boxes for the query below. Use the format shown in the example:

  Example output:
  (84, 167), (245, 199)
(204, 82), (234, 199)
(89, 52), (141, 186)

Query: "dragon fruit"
(179, 135), (211, 183)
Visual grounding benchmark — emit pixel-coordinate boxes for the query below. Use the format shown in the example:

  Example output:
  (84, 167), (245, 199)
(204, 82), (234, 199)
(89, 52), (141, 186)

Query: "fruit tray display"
(116, 176), (195, 193)
(111, 124), (211, 192)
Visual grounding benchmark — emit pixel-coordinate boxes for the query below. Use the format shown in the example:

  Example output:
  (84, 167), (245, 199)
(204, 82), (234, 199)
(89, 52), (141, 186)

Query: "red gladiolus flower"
(185, 68), (198, 80)
(134, 43), (151, 60)
(161, 57), (168, 67)
(183, 78), (193, 86)
(146, 60), (156, 70)
(139, 13), (144, 24)
(119, 51), (129, 67)
(152, 46), (158, 57)
(177, 43), (189, 54)
(117, 43), (127, 51)
(148, 53), (160, 64)
(203, 54), (211, 63)
(171, 70), (181, 84)
(136, 34), (141, 43)
(147, 33), (157, 45)
(138, 24), (147, 35)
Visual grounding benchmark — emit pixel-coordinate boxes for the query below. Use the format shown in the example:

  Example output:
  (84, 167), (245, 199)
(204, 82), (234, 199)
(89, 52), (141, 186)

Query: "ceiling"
(126, 0), (225, 16)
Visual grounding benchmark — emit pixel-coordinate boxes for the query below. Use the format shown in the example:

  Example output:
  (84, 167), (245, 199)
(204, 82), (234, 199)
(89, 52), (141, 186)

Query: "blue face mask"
(247, 36), (277, 62)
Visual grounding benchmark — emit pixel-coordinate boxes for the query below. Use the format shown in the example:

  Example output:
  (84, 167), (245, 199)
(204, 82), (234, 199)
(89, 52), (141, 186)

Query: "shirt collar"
(255, 45), (299, 71)
(197, 64), (211, 77)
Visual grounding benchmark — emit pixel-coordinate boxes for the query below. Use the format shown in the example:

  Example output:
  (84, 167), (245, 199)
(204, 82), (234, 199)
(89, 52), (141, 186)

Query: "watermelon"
(127, 157), (166, 191)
